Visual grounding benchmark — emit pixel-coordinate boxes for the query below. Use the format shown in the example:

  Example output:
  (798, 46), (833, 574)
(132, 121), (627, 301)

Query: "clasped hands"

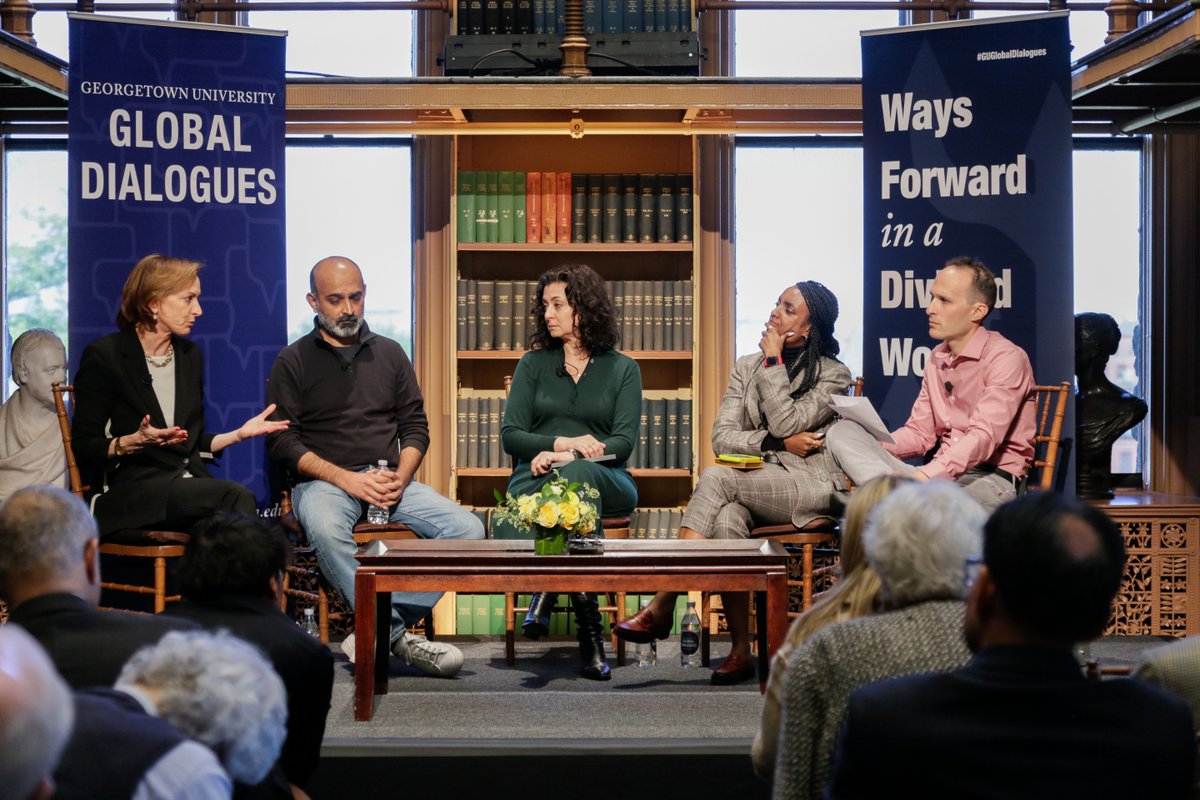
(530, 434), (605, 476)
(342, 466), (404, 509)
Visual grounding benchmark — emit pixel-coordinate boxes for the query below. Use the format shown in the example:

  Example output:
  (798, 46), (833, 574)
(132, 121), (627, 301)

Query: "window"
(284, 141), (414, 352)
(29, 2), (177, 62)
(249, 7), (414, 77)
(734, 138), (1146, 474)
(4, 146), (68, 399)
(734, 10), (900, 77)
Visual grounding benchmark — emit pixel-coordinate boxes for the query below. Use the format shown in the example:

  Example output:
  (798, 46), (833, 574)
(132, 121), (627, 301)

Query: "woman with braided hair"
(614, 281), (851, 685)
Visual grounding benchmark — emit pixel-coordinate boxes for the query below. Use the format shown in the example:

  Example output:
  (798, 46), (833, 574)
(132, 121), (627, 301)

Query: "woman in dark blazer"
(72, 254), (287, 537)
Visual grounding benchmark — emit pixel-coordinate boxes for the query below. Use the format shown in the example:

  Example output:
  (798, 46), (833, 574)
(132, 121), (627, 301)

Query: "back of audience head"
(117, 630), (287, 785)
(863, 480), (986, 608)
(969, 491), (1125, 648)
(0, 627), (74, 800)
(177, 512), (291, 602)
(0, 485), (99, 606)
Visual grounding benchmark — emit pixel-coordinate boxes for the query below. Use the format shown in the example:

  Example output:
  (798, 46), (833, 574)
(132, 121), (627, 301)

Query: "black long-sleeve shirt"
(266, 321), (429, 472)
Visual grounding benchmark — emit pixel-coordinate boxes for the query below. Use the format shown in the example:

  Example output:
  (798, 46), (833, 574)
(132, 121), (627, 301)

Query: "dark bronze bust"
(1075, 312), (1146, 499)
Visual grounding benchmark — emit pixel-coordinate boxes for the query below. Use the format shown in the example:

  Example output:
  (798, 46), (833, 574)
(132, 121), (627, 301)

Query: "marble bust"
(0, 329), (69, 500)
(1075, 313), (1147, 499)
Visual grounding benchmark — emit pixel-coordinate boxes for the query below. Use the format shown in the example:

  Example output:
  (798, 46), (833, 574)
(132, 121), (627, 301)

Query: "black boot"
(522, 592), (556, 640)
(571, 592), (612, 681)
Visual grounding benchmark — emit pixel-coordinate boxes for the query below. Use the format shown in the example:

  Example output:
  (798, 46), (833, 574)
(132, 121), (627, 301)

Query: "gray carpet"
(320, 633), (1172, 755)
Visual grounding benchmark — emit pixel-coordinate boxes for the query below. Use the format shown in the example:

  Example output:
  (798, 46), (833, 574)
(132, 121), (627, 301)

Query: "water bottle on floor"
(680, 600), (702, 668)
(635, 598), (657, 667)
(367, 459), (390, 524)
(301, 608), (319, 638)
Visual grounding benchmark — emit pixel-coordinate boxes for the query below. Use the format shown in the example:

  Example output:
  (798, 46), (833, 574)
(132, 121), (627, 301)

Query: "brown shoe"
(710, 652), (756, 686)
(614, 606), (673, 644)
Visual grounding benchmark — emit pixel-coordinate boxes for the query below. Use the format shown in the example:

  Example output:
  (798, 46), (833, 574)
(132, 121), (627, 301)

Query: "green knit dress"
(493, 347), (642, 539)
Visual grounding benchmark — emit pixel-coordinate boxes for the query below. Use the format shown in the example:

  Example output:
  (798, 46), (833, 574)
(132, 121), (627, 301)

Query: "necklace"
(145, 345), (174, 369)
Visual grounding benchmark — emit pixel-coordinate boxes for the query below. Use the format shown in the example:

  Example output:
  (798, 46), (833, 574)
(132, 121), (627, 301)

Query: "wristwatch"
(113, 436), (128, 457)
(570, 448), (585, 460)
(764, 355), (781, 367)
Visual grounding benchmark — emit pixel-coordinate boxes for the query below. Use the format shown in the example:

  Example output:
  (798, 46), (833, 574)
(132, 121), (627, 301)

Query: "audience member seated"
(0, 485), (195, 688)
(616, 280), (851, 685)
(751, 474), (914, 780)
(71, 254), (286, 537)
(1134, 634), (1200, 793)
(267, 256), (483, 678)
(170, 512), (333, 794)
(116, 630), (288, 792)
(824, 492), (1196, 800)
(771, 481), (984, 799)
(827, 257), (1035, 512)
(0, 626), (74, 800)
(0, 328), (69, 501)
(496, 264), (641, 681)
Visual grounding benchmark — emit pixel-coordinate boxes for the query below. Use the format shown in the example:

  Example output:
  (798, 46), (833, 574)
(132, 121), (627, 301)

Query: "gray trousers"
(825, 420), (1017, 513)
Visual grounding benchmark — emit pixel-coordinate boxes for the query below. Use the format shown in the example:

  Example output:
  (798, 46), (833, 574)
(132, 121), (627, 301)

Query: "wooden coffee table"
(353, 538), (790, 721)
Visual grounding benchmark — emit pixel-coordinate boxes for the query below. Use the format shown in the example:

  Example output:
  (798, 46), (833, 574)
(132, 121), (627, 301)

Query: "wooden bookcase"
(449, 133), (699, 515)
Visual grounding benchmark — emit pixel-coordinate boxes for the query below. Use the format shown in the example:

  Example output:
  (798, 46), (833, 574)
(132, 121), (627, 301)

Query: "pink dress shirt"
(885, 327), (1036, 480)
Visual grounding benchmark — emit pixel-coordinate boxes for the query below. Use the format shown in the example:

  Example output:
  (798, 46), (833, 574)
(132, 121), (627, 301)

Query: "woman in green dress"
(496, 263), (642, 680)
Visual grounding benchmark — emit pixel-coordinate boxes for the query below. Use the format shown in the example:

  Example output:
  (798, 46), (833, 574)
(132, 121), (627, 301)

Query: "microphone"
(944, 381), (953, 396)
(555, 365), (567, 378)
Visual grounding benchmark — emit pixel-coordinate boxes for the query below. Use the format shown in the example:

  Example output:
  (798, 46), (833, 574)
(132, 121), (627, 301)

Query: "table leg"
(754, 589), (769, 693)
(374, 589), (390, 695)
(764, 569), (788, 691)
(354, 571), (377, 721)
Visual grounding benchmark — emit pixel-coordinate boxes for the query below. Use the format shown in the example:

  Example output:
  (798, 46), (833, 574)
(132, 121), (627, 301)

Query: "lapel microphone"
(944, 381), (954, 396)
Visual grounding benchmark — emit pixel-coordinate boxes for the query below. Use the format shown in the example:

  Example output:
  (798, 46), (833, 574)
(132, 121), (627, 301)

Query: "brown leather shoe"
(613, 606), (673, 644)
(710, 652), (756, 686)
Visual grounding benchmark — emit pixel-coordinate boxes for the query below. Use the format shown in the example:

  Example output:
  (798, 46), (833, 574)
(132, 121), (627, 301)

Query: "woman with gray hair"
(116, 629), (288, 788)
(771, 480), (986, 800)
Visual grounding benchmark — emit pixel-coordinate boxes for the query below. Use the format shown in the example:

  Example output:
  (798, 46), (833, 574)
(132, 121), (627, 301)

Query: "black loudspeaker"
(442, 32), (703, 77)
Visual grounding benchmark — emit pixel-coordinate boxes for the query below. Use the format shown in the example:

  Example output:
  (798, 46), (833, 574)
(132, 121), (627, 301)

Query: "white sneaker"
(392, 631), (463, 678)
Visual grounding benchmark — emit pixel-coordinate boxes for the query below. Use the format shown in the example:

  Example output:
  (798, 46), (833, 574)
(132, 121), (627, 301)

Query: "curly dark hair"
(527, 264), (619, 354)
(177, 513), (292, 602)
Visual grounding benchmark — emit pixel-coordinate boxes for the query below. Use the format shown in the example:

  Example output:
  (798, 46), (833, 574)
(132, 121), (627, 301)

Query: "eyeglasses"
(964, 556), (984, 589)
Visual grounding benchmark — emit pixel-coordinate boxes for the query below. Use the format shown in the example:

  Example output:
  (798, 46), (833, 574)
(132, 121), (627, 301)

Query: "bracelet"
(113, 436), (128, 457)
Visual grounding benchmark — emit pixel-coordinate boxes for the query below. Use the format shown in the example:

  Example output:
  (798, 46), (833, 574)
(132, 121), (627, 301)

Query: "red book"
(556, 172), (572, 243)
(526, 171), (541, 244)
(541, 172), (556, 244)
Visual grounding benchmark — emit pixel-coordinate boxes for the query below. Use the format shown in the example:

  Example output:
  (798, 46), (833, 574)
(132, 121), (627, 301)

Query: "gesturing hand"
(237, 403), (290, 442)
(136, 415), (188, 448)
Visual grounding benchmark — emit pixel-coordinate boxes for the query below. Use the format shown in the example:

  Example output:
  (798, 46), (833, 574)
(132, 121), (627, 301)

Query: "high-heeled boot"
(522, 592), (557, 640)
(570, 592), (612, 681)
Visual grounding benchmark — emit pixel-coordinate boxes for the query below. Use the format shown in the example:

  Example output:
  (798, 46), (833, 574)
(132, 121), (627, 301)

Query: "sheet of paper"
(829, 395), (895, 444)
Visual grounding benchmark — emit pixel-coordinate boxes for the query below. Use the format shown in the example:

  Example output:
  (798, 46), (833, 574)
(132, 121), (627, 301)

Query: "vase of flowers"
(494, 470), (601, 555)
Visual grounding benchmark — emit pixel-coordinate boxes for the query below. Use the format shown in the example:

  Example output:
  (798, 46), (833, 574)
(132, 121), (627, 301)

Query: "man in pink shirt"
(827, 257), (1036, 511)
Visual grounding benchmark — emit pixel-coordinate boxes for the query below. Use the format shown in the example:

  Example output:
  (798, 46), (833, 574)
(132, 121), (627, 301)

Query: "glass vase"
(533, 525), (569, 555)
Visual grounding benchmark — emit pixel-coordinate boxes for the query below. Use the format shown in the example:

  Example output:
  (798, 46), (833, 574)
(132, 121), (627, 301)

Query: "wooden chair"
(277, 486), (421, 644)
(700, 376), (864, 664)
(503, 516), (631, 666)
(51, 383), (187, 614)
(1031, 382), (1072, 491)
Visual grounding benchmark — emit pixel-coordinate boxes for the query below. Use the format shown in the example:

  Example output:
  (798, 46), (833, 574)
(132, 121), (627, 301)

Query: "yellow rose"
(579, 519), (596, 535)
(559, 501), (581, 527)
(517, 495), (538, 520)
(537, 502), (560, 528)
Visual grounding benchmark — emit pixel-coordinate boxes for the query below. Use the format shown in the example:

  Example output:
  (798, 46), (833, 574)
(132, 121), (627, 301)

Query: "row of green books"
(456, 0), (691, 37)
(456, 171), (693, 245)
(452, 593), (688, 636)
(456, 278), (694, 352)
(626, 506), (686, 538)
(456, 390), (510, 469)
(628, 392), (692, 471)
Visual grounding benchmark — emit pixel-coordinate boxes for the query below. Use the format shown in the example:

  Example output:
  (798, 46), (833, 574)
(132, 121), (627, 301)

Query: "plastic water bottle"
(366, 459), (390, 524)
(635, 598), (657, 667)
(680, 600), (702, 668)
(301, 608), (319, 638)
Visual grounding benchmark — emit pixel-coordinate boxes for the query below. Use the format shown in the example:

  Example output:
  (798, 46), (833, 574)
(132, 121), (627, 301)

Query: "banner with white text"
(68, 14), (286, 510)
(861, 13), (1073, 472)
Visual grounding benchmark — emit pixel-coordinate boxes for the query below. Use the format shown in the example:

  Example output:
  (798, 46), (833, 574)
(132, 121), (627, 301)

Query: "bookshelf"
(449, 133), (699, 516)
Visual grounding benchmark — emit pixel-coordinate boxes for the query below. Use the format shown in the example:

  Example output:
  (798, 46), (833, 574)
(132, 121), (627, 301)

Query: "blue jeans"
(292, 476), (485, 641)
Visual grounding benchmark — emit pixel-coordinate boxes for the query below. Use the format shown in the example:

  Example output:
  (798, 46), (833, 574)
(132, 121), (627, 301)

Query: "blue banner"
(67, 15), (287, 510)
(860, 13), (1074, 455)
